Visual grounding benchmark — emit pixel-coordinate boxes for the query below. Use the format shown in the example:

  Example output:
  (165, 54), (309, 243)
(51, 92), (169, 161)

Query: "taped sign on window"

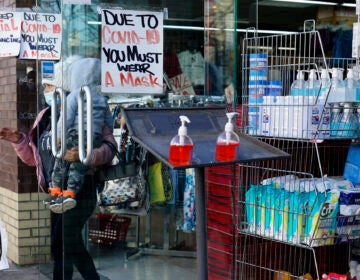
(101, 9), (164, 96)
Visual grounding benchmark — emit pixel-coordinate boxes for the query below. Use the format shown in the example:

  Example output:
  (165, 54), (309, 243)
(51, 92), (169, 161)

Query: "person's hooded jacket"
(60, 57), (113, 137)
(11, 57), (116, 192)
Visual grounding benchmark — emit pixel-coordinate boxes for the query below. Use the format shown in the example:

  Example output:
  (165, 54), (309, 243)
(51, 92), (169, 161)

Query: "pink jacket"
(12, 107), (116, 192)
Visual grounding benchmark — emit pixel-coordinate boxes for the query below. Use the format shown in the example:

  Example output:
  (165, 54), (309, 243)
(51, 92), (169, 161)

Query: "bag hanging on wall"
(97, 134), (148, 210)
(98, 109), (148, 209)
(147, 161), (166, 204)
(96, 140), (137, 182)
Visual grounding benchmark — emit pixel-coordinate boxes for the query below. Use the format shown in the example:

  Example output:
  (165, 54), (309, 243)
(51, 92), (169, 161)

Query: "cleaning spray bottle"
(215, 112), (240, 161)
(168, 115), (193, 166)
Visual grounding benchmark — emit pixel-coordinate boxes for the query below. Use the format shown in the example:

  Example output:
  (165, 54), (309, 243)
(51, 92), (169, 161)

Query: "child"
(48, 57), (114, 213)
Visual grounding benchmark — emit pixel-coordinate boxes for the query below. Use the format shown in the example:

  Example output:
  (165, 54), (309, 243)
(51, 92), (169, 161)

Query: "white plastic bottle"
(328, 68), (345, 103)
(168, 115), (194, 166)
(318, 68), (331, 104)
(215, 112), (240, 161)
(344, 68), (360, 102)
(305, 69), (320, 97)
(290, 70), (305, 96)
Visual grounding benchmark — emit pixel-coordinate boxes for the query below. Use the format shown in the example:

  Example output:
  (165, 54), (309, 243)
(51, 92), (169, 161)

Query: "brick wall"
(0, 53), (52, 264)
(0, 188), (51, 264)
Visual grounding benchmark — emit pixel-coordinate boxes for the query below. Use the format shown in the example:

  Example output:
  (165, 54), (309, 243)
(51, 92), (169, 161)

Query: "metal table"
(122, 107), (289, 280)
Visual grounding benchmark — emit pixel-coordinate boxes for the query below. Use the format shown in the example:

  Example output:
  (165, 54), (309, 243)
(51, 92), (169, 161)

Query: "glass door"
(0, 0), (238, 279)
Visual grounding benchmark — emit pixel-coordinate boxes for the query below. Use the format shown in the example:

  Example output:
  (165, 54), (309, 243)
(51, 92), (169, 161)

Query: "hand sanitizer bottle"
(305, 69), (320, 97)
(344, 68), (360, 102)
(168, 115), (193, 166)
(215, 112), (240, 161)
(290, 70), (305, 96)
(328, 68), (345, 103)
(318, 68), (331, 104)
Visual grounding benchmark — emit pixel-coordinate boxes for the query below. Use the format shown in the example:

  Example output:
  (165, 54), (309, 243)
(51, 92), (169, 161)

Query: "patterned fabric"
(52, 131), (102, 193)
(99, 176), (143, 206)
(178, 168), (196, 232)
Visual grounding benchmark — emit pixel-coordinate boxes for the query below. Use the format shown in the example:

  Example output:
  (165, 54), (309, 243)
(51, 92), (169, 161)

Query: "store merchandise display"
(238, 20), (360, 279)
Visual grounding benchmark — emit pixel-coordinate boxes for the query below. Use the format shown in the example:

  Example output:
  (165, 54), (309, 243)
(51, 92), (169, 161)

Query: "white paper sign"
(0, 12), (21, 57)
(19, 12), (62, 60)
(170, 73), (195, 96)
(101, 9), (164, 95)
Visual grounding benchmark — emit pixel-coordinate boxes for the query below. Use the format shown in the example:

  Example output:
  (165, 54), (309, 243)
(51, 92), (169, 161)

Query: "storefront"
(0, 0), (238, 278)
(0, 0), (359, 279)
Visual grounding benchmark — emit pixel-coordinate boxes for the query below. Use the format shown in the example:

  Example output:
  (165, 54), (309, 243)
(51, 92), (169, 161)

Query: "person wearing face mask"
(0, 55), (116, 280)
(49, 57), (114, 214)
(42, 80), (57, 104)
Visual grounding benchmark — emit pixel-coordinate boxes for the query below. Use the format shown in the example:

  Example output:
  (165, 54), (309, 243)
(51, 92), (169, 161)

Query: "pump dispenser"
(215, 112), (240, 161)
(305, 69), (320, 97)
(318, 68), (331, 104)
(344, 68), (360, 102)
(168, 115), (194, 166)
(290, 70), (305, 96)
(328, 68), (345, 103)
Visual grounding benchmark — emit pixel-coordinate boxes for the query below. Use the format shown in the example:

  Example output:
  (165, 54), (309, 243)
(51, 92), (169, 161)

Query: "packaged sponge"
(303, 189), (339, 247)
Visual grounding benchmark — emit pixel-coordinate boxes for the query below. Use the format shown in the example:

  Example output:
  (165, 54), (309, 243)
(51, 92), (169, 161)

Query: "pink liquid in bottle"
(215, 142), (239, 161)
(168, 144), (193, 166)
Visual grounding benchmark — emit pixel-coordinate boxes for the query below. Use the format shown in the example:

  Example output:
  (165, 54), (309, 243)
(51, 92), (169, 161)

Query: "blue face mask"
(44, 91), (60, 106)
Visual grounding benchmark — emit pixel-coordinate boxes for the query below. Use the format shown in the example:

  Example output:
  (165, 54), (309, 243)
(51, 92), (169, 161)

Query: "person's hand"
(64, 147), (79, 162)
(0, 128), (22, 143)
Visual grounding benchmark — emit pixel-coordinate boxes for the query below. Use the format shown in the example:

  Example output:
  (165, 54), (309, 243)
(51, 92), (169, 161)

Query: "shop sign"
(0, 11), (21, 57)
(41, 61), (54, 80)
(169, 73), (195, 96)
(19, 12), (62, 60)
(101, 9), (164, 95)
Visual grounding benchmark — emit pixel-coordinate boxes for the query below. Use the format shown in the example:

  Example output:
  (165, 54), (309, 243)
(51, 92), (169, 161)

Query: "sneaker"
(43, 187), (62, 205)
(49, 190), (77, 214)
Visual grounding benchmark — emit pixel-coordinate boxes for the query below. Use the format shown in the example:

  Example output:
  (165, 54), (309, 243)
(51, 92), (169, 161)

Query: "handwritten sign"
(0, 12), (21, 57)
(169, 73), (195, 96)
(101, 9), (163, 95)
(19, 12), (62, 60)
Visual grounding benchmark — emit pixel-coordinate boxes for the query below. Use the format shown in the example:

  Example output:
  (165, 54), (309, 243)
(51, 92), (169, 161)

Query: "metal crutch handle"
(51, 87), (67, 158)
(78, 86), (93, 165)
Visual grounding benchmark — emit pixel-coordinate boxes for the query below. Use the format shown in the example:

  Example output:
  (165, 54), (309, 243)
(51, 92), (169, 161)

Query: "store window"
(2, 0), (358, 279)
(0, 0), (237, 278)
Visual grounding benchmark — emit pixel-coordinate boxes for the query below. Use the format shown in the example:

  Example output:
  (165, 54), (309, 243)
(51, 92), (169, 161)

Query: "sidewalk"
(0, 263), (111, 280)
(0, 264), (50, 280)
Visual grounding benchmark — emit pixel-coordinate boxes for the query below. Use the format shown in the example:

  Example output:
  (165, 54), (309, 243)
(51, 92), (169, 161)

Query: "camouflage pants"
(52, 130), (102, 194)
